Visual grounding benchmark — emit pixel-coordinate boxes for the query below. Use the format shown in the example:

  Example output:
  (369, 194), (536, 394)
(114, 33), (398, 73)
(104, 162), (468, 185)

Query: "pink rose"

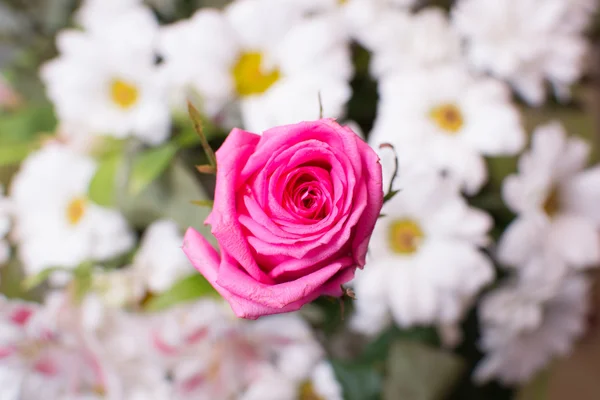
(183, 119), (383, 319)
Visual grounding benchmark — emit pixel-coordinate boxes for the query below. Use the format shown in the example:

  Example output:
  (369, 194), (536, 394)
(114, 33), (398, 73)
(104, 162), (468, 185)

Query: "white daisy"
(133, 219), (194, 294)
(278, 0), (418, 46)
(9, 144), (135, 276)
(361, 7), (463, 79)
(40, 9), (170, 146)
(75, 0), (146, 32)
(351, 168), (495, 334)
(371, 65), (525, 194)
(474, 274), (591, 384)
(497, 122), (600, 274)
(158, 0), (352, 132)
(452, 0), (591, 105)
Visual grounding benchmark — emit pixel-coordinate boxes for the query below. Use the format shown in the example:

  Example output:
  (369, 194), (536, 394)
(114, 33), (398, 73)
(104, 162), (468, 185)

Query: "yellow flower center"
(66, 197), (87, 226)
(110, 79), (139, 109)
(543, 186), (560, 217)
(232, 52), (280, 97)
(299, 381), (324, 400)
(338, 0), (348, 4)
(430, 103), (464, 134)
(388, 219), (424, 255)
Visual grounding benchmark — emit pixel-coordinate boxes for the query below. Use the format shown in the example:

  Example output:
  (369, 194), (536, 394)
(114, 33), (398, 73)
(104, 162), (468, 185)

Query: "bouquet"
(0, 0), (598, 399)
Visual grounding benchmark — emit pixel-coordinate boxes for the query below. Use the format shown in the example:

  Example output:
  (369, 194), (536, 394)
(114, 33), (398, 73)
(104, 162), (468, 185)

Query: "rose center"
(110, 79), (139, 109)
(292, 182), (328, 219)
(430, 103), (464, 134)
(299, 381), (325, 400)
(232, 52), (281, 97)
(543, 186), (561, 217)
(66, 197), (87, 226)
(388, 219), (424, 255)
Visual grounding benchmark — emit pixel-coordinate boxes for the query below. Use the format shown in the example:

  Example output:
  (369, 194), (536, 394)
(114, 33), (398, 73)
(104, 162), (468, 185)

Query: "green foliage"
(88, 152), (124, 207)
(383, 340), (466, 400)
(129, 143), (179, 196)
(0, 104), (56, 166)
(143, 273), (219, 312)
(331, 359), (383, 400)
(21, 265), (69, 291)
(361, 326), (441, 364)
(121, 159), (215, 244)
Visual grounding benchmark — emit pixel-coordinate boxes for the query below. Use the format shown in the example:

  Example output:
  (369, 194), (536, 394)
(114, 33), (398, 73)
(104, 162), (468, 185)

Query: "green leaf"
(331, 359), (382, 400)
(88, 152), (123, 207)
(0, 104), (56, 144)
(21, 266), (69, 291)
(0, 140), (38, 166)
(121, 159), (214, 244)
(144, 273), (219, 312)
(383, 340), (466, 400)
(129, 143), (179, 196)
(72, 262), (94, 302)
(361, 326), (440, 364)
(383, 189), (401, 203)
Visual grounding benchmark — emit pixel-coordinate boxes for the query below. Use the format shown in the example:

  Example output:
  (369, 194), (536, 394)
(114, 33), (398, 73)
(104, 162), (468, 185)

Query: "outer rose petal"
(206, 128), (274, 284)
(183, 228), (352, 319)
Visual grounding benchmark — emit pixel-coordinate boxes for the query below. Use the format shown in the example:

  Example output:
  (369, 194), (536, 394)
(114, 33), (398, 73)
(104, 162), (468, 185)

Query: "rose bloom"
(183, 119), (383, 318)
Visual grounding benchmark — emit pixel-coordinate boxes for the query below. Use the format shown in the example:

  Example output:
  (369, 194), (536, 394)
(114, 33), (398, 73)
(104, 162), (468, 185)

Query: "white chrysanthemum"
(452, 0), (591, 106)
(498, 122), (600, 274)
(158, 0), (352, 132)
(10, 144), (135, 276)
(361, 7), (462, 78)
(0, 185), (11, 266)
(351, 169), (495, 334)
(371, 65), (525, 194)
(41, 10), (170, 146)
(474, 274), (591, 384)
(133, 219), (193, 293)
(75, 0), (145, 32)
(278, 0), (418, 45)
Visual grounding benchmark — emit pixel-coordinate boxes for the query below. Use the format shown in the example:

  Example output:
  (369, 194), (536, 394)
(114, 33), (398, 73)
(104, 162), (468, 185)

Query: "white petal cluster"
(371, 65), (525, 194)
(351, 167), (495, 335)
(158, 0), (353, 133)
(0, 293), (342, 400)
(498, 123), (600, 274)
(475, 275), (591, 384)
(10, 144), (135, 276)
(476, 122), (600, 383)
(452, 0), (592, 105)
(41, 1), (170, 146)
